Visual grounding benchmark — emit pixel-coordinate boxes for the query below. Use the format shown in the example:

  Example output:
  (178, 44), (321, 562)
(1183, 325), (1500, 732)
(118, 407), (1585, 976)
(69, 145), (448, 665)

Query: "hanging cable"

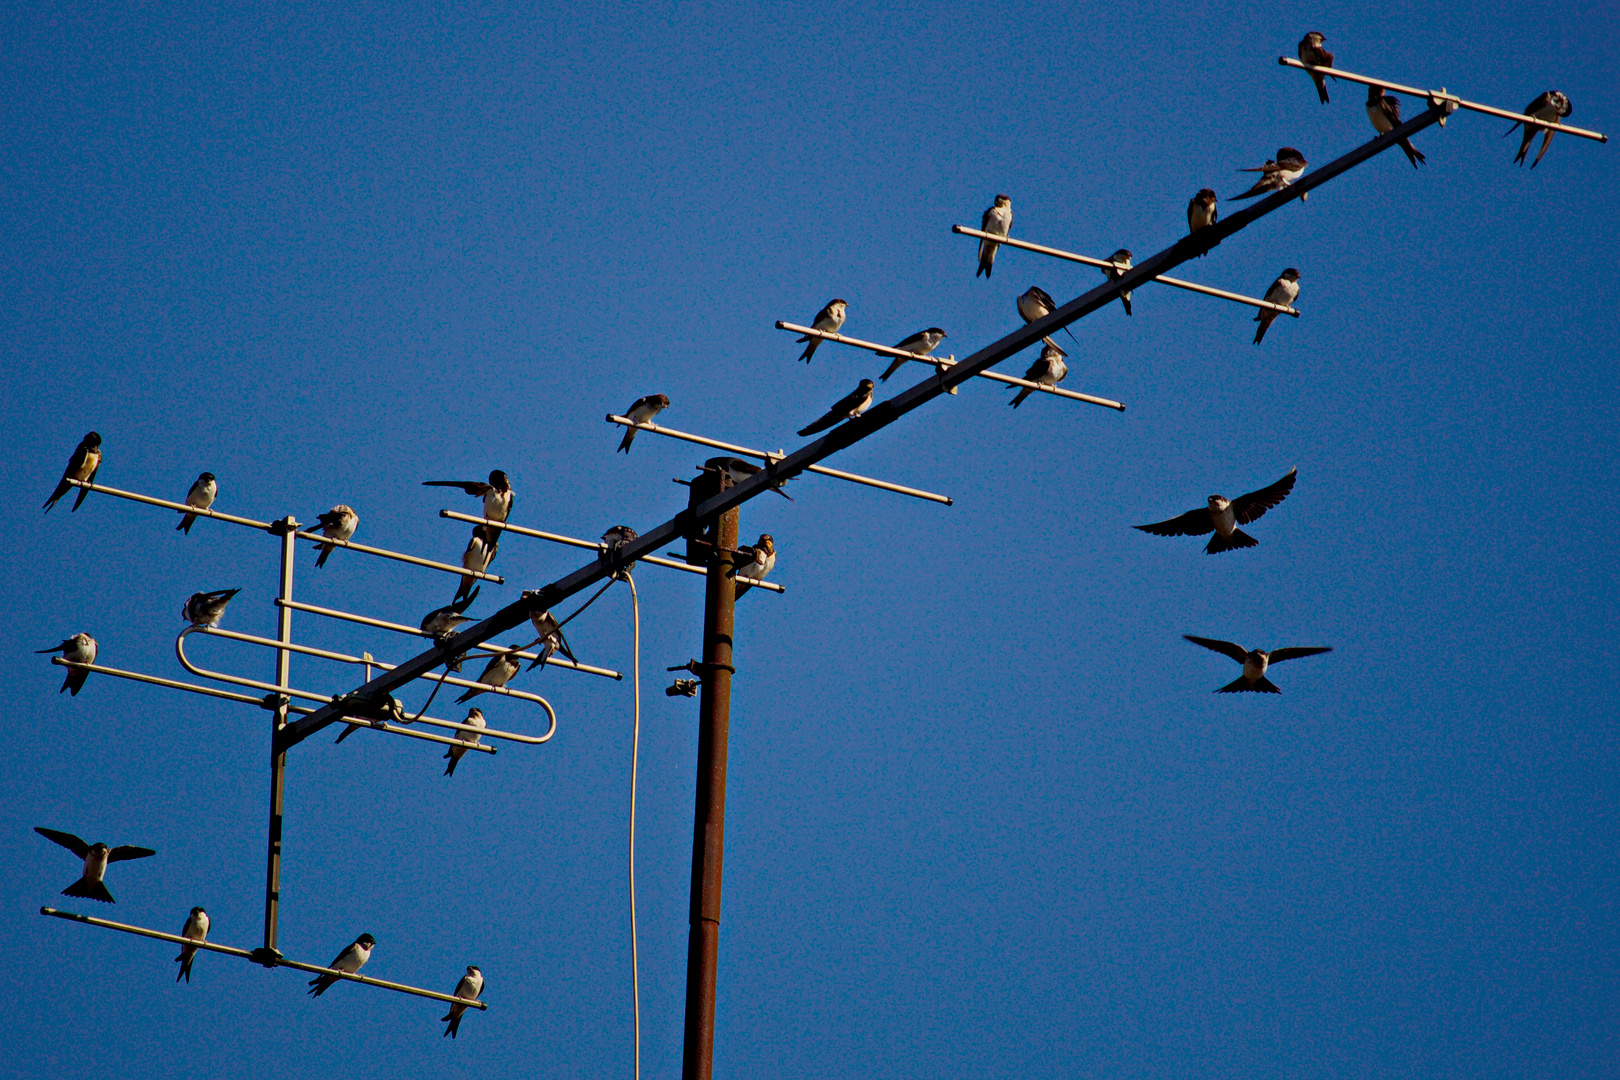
(625, 571), (643, 1080)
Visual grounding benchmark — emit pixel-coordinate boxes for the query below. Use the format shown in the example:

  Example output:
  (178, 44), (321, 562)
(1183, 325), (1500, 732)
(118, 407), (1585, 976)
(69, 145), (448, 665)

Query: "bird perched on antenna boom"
(798, 380), (875, 437)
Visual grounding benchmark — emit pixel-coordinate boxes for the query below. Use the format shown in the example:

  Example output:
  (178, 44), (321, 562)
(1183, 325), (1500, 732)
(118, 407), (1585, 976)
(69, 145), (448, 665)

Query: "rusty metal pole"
(682, 469), (738, 1080)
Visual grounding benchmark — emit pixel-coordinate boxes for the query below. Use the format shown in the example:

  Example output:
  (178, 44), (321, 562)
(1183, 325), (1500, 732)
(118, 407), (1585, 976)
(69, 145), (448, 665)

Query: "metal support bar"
(291, 529), (504, 583)
(948, 229), (1302, 317)
(49, 656), (307, 711)
(441, 509), (794, 587)
(770, 328), (1127, 410)
(1278, 57), (1608, 141)
(37, 908), (491, 1009)
(66, 479), (275, 531)
(264, 520), (295, 954)
(600, 418), (960, 502)
(275, 112), (1443, 754)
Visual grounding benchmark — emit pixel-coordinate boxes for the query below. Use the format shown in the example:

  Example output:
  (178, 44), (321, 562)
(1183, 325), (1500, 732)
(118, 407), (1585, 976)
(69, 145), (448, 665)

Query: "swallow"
(308, 933), (375, 996)
(1366, 84), (1426, 167)
(34, 827), (155, 904)
(618, 394), (670, 453)
(422, 588), (480, 641)
(423, 471), (514, 524)
(43, 431), (102, 513)
(525, 609), (576, 671)
(444, 709), (487, 776)
(457, 648), (520, 702)
(733, 533), (777, 598)
(1297, 31), (1334, 104)
(797, 379), (875, 438)
(310, 505), (358, 568)
(37, 633), (98, 696)
(704, 456), (794, 501)
(1009, 342), (1068, 408)
(1253, 269), (1301, 344)
(182, 588), (241, 628)
(456, 525), (499, 603)
(442, 965), (485, 1038)
(1233, 149), (1307, 200)
(177, 472), (217, 534)
(977, 194), (1013, 278)
(1134, 467), (1297, 554)
(598, 524), (640, 579)
(796, 299), (848, 362)
(1183, 635), (1331, 693)
(1187, 189), (1218, 234)
(1101, 249), (1134, 316)
(879, 328), (948, 383)
(1506, 91), (1572, 167)
(175, 907), (209, 983)
(1017, 286), (1079, 345)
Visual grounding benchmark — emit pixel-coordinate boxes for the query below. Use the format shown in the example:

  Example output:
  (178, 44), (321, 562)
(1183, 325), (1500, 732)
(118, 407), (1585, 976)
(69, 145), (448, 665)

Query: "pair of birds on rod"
(420, 470), (513, 602)
(42, 432), (217, 534)
(304, 934), (484, 1038)
(37, 588), (246, 699)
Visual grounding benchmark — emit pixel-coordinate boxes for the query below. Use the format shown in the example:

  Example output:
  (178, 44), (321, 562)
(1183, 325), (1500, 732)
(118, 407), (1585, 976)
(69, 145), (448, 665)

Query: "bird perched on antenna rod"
(617, 394), (669, 453)
(1010, 342), (1068, 408)
(976, 194), (1012, 278)
(423, 470), (513, 523)
(798, 380), (875, 437)
(310, 505), (358, 567)
(38, 632), (98, 696)
(1366, 85), (1427, 168)
(1296, 31), (1335, 103)
(796, 299), (847, 362)
(1253, 269), (1301, 344)
(1233, 149), (1308, 200)
(879, 328), (948, 383)
(43, 431), (102, 513)
(1505, 90), (1572, 167)
(182, 588), (241, 628)
(177, 472), (216, 533)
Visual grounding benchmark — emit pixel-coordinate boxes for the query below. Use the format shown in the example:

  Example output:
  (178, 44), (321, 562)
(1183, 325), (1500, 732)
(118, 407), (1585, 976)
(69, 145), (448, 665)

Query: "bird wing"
(1183, 635), (1250, 664)
(1232, 468), (1298, 524)
(107, 845), (157, 863)
(1267, 646), (1332, 664)
(1134, 507), (1215, 537)
(422, 480), (492, 496)
(35, 827), (91, 857)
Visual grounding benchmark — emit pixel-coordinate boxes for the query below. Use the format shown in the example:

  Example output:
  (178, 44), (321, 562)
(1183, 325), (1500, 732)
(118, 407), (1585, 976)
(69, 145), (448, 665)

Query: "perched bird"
(423, 471), (514, 524)
(618, 394), (670, 453)
(976, 194), (1013, 278)
(704, 456), (794, 501)
(1233, 149), (1308, 200)
(1297, 31), (1335, 104)
(176, 472), (217, 534)
(457, 649), (520, 702)
(1009, 342), (1068, 408)
(796, 299), (848, 362)
(182, 588), (241, 628)
(1183, 635), (1332, 694)
(37, 633), (98, 696)
(34, 827), (155, 904)
(1253, 269), (1302, 344)
(797, 379), (875, 437)
(308, 933), (375, 996)
(421, 588), (480, 641)
(310, 505), (358, 568)
(1187, 189), (1218, 234)
(1366, 84), (1426, 167)
(444, 709), (487, 777)
(175, 907), (209, 983)
(1506, 91), (1573, 167)
(525, 609), (576, 671)
(879, 328), (948, 383)
(1101, 249), (1134, 316)
(733, 534), (777, 599)
(456, 525), (499, 603)
(600, 524), (640, 577)
(43, 431), (103, 513)
(442, 965), (485, 1038)
(1016, 286), (1079, 345)
(1134, 467), (1298, 554)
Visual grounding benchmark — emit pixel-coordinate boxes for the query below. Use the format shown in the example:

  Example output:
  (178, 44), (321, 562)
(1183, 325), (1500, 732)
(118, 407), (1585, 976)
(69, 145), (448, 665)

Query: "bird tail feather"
(1205, 529), (1257, 554)
(63, 879), (115, 903)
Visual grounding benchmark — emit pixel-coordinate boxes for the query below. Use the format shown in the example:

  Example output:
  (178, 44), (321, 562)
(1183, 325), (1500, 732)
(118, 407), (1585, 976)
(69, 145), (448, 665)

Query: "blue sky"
(3, 2), (1616, 1077)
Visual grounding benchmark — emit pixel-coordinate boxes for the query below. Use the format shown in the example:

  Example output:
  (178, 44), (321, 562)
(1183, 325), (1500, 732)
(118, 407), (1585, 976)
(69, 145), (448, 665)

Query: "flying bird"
(444, 709), (487, 777)
(182, 588), (241, 628)
(1253, 269), (1302, 344)
(1009, 342), (1068, 408)
(704, 456), (794, 500)
(879, 328), (947, 383)
(310, 505), (358, 568)
(442, 966), (485, 1038)
(34, 827), (155, 904)
(618, 394), (670, 453)
(43, 431), (102, 513)
(1366, 84), (1426, 167)
(176, 472), (217, 534)
(1187, 189), (1218, 234)
(1016, 286), (1079, 345)
(1183, 635), (1332, 693)
(38, 633), (98, 696)
(1297, 31), (1335, 103)
(175, 907), (209, 983)
(1101, 249), (1133, 316)
(798, 379), (875, 437)
(976, 194), (1013, 278)
(796, 299), (848, 362)
(1506, 91), (1572, 167)
(308, 933), (375, 996)
(457, 648), (520, 702)
(456, 525), (499, 603)
(1233, 149), (1307, 200)
(1134, 467), (1297, 554)
(423, 471), (514, 523)
(525, 609), (576, 671)
(733, 534), (777, 599)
